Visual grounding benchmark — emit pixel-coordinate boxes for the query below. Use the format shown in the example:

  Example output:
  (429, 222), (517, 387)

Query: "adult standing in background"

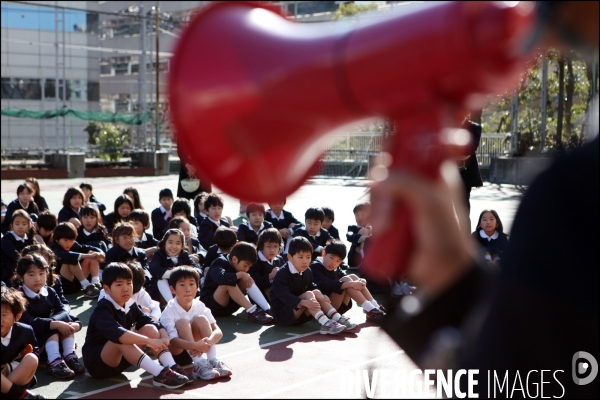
(176, 147), (212, 200)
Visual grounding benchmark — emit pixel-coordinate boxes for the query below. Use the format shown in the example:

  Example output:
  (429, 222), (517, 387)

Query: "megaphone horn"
(169, 1), (536, 280)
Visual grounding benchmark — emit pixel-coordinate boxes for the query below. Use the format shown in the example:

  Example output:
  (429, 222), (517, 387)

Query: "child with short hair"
(83, 262), (191, 388)
(237, 203), (274, 245)
(77, 205), (111, 254)
(198, 194), (231, 250)
(270, 237), (347, 334)
(171, 199), (200, 236)
(248, 228), (285, 303)
(472, 209), (509, 267)
(310, 241), (385, 321)
(16, 255), (83, 379)
(48, 222), (104, 298)
(79, 182), (106, 217)
(129, 209), (159, 260)
(291, 207), (334, 261)
(57, 187), (86, 228)
(25, 177), (49, 213)
(104, 223), (149, 283)
(169, 217), (206, 266)
(346, 202), (372, 269)
(199, 242), (274, 324)
(161, 266), (231, 380)
(1, 286), (44, 399)
(151, 188), (174, 241)
(264, 198), (302, 242)
(98, 261), (160, 321)
(1, 183), (40, 235)
(321, 207), (340, 240)
(103, 194), (134, 235)
(148, 229), (201, 304)
(123, 187), (144, 210)
(34, 210), (57, 245)
(193, 192), (210, 221)
(203, 227), (237, 280)
(1, 210), (36, 286)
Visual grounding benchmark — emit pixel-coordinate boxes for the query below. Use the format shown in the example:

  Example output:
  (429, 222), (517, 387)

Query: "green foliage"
(87, 122), (130, 161)
(333, 2), (379, 20)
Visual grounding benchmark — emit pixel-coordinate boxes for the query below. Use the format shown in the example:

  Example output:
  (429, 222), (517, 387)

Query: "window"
(1, 78), (41, 100)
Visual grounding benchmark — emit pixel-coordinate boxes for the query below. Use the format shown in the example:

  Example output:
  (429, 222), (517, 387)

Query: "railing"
(477, 133), (510, 167)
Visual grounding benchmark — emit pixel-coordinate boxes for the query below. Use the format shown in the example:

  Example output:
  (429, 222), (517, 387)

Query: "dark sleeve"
(1, 235), (20, 262)
(469, 121), (482, 151)
(50, 242), (81, 265)
(92, 302), (130, 344)
(72, 241), (102, 254)
(181, 251), (201, 272)
(207, 261), (238, 286)
(1, 202), (18, 234)
(37, 197), (49, 213)
(287, 211), (302, 226)
(57, 208), (71, 223)
(311, 264), (344, 295)
(271, 268), (302, 309)
(148, 251), (169, 280)
(151, 208), (165, 240)
(24, 324), (40, 357)
(104, 246), (120, 266)
(249, 261), (272, 291)
(48, 288), (74, 323)
(237, 225), (248, 242)
(330, 226), (340, 240)
(198, 221), (215, 249)
(132, 303), (164, 331)
(52, 279), (70, 306)
(91, 197), (106, 214)
(346, 226), (362, 244)
(103, 213), (115, 234)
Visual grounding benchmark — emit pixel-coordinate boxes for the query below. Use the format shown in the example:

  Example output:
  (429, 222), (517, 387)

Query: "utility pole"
(155, 1), (160, 150)
(138, 3), (147, 148)
(510, 90), (519, 155)
(540, 54), (548, 151)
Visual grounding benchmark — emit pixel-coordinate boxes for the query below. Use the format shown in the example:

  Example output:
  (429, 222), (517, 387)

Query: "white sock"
(189, 352), (204, 364)
(157, 350), (176, 368)
(247, 304), (257, 313)
(370, 300), (380, 309)
(246, 283), (270, 311)
(138, 354), (164, 376)
(157, 279), (173, 302)
(361, 300), (375, 312)
(315, 311), (329, 325)
(46, 341), (61, 362)
(91, 276), (100, 285)
(206, 345), (217, 361)
(326, 308), (341, 321)
(79, 278), (91, 289)
(61, 337), (75, 356)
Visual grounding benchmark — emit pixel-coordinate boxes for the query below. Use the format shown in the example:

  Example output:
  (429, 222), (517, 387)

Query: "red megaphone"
(169, 1), (535, 281)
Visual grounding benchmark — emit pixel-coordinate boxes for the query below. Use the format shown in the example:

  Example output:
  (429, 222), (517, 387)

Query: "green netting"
(1, 108), (152, 125)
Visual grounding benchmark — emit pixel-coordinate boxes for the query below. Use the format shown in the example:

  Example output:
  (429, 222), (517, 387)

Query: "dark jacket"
(200, 255), (239, 302)
(203, 244), (222, 269)
(346, 224), (366, 267)
(77, 225), (110, 253)
(270, 262), (318, 311)
(459, 119), (484, 189)
(310, 258), (345, 296)
(198, 218), (230, 250)
(236, 221), (274, 245)
(1, 232), (33, 285)
(151, 207), (171, 240)
(148, 249), (200, 301)
(0, 322), (39, 365)
(135, 231), (159, 249)
(249, 253), (285, 292)
(471, 229), (509, 259)
(292, 227), (334, 260)
(88, 195), (106, 217)
(325, 225), (340, 240)
(105, 245), (148, 271)
(58, 207), (80, 224)
(48, 241), (102, 270)
(103, 212), (126, 235)
(1, 199), (39, 235)
(264, 209), (302, 231)
(34, 196), (49, 213)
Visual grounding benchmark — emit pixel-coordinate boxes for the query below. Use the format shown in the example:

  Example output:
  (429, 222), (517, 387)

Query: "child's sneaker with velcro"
(170, 364), (195, 381)
(153, 367), (190, 389)
(337, 315), (358, 331)
(365, 308), (385, 321)
(193, 358), (220, 380)
(64, 352), (85, 374)
(209, 358), (232, 377)
(47, 358), (75, 379)
(319, 320), (347, 335)
(247, 308), (274, 325)
(83, 284), (100, 298)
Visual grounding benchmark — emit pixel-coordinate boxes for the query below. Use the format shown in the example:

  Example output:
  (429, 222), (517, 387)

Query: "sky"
(1, 3), (88, 32)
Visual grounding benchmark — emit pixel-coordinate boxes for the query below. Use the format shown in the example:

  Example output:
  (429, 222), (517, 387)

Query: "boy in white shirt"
(160, 266), (231, 380)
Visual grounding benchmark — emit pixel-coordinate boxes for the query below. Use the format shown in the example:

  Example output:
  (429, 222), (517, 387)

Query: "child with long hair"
(103, 194), (134, 235)
(472, 209), (509, 267)
(1, 183), (39, 235)
(168, 216), (206, 266)
(171, 199), (199, 237)
(128, 209), (159, 260)
(104, 223), (149, 285)
(77, 205), (111, 254)
(248, 228), (285, 303)
(148, 229), (201, 303)
(16, 255), (83, 379)
(1, 210), (36, 286)
(25, 177), (49, 213)
(57, 187), (86, 228)
(193, 192), (209, 221)
(124, 187), (144, 210)
(79, 182), (106, 217)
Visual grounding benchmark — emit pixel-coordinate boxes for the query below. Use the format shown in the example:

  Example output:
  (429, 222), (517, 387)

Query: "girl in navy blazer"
(77, 205), (111, 254)
(0, 210), (35, 285)
(57, 187), (85, 228)
(1, 183), (39, 235)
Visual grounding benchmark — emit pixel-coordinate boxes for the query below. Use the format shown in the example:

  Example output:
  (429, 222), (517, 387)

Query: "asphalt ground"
(1, 175), (523, 398)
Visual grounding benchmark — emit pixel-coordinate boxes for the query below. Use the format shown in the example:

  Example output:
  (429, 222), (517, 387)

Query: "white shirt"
(1, 326), (13, 346)
(479, 229), (499, 241)
(135, 232), (147, 243)
(160, 298), (216, 340)
(169, 256), (179, 264)
(247, 221), (264, 234)
(10, 231), (28, 242)
(159, 205), (168, 214)
(82, 228), (94, 236)
(258, 250), (272, 265)
(199, 212), (208, 219)
(18, 200), (30, 210)
(287, 260), (302, 275)
(269, 210), (284, 220)
(23, 284), (48, 298)
(208, 217), (221, 227)
(103, 291), (136, 314)
(99, 288), (160, 320)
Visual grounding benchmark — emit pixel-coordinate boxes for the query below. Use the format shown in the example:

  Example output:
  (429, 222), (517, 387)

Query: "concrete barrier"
(51, 153), (85, 179)
(139, 151), (170, 176)
(489, 156), (553, 185)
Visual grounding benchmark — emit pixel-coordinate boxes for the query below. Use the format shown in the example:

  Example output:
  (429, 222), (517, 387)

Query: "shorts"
(173, 350), (193, 366)
(201, 293), (241, 317)
(58, 275), (81, 294)
(337, 300), (352, 315)
(272, 305), (313, 326)
(83, 345), (131, 379)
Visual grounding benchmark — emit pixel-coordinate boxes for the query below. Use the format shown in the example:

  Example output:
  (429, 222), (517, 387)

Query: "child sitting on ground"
(236, 203), (274, 245)
(291, 207), (334, 261)
(77, 205), (111, 254)
(264, 198), (302, 243)
(79, 182), (106, 218)
(33, 210), (57, 245)
(151, 189), (174, 241)
(57, 187), (85, 228)
(321, 207), (340, 240)
(198, 194), (232, 250)
(1, 210), (36, 286)
(104, 223), (149, 284)
(346, 202), (372, 270)
(310, 241), (385, 321)
(1, 183), (39, 236)
(148, 229), (201, 304)
(199, 242), (274, 324)
(471, 209), (509, 268)
(171, 199), (200, 237)
(248, 228), (285, 303)
(17, 255), (84, 379)
(48, 222), (104, 298)
(203, 227), (237, 282)
(169, 217), (206, 266)
(103, 194), (134, 235)
(129, 209), (159, 259)
(123, 187), (144, 210)
(269, 237), (348, 334)
(193, 192), (209, 221)
(98, 261), (160, 321)
(83, 262), (191, 388)
(0, 286), (44, 399)
(160, 266), (231, 380)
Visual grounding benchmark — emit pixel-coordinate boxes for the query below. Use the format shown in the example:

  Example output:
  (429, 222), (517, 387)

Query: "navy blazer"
(151, 207), (171, 240)
(203, 244), (221, 269)
(325, 225), (341, 240)
(0, 322), (39, 365)
(103, 212), (127, 235)
(237, 221), (274, 245)
(77, 226), (110, 253)
(249, 254), (285, 291)
(48, 241), (102, 270)
(135, 231), (159, 249)
(1, 199), (39, 235)
(270, 262), (318, 311)
(264, 209), (302, 231)
(310, 258), (345, 296)
(1, 233), (33, 285)
(292, 227), (334, 260)
(148, 249), (201, 301)
(34, 196), (49, 213)
(105, 244), (148, 270)
(198, 218), (230, 250)
(58, 207), (80, 224)
(199, 256), (238, 302)
(89, 195), (106, 217)
(346, 224), (366, 267)
(471, 230), (510, 258)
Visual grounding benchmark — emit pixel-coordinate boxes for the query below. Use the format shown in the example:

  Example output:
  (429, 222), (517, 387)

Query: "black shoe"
(47, 358), (75, 379)
(170, 364), (195, 382)
(152, 367), (190, 389)
(64, 353), (85, 374)
(247, 308), (274, 325)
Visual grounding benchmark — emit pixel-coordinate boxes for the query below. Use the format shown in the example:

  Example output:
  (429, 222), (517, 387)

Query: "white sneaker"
(193, 358), (220, 381)
(320, 320), (347, 335)
(209, 358), (232, 377)
(337, 315), (358, 331)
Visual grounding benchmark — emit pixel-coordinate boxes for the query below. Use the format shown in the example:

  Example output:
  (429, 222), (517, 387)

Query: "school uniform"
(198, 217), (230, 250)
(135, 231), (159, 249)
(19, 285), (81, 352)
(57, 207), (80, 224)
(237, 221), (274, 245)
(102, 212), (126, 235)
(292, 227), (334, 260)
(310, 258), (352, 314)
(325, 225), (340, 240)
(248, 251), (285, 295)
(1, 199), (39, 235)
(1, 322), (40, 371)
(34, 196), (49, 213)
(270, 261), (318, 326)
(471, 229), (510, 260)
(189, 237), (207, 264)
(105, 245), (148, 272)
(77, 226), (110, 253)
(160, 298), (216, 340)
(151, 205), (171, 241)
(48, 241), (103, 294)
(98, 287), (161, 321)
(199, 255), (242, 317)
(346, 224), (367, 267)
(264, 209), (302, 231)
(203, 244), (223, 269)
(88, 195), (107, 217)
(83, 295), (164, 379)
(1, 232), (32, 285)
(148, 249), (201, 302)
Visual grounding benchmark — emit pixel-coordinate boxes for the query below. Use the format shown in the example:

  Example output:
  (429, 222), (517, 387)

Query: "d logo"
(572, 351), (598, 385)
